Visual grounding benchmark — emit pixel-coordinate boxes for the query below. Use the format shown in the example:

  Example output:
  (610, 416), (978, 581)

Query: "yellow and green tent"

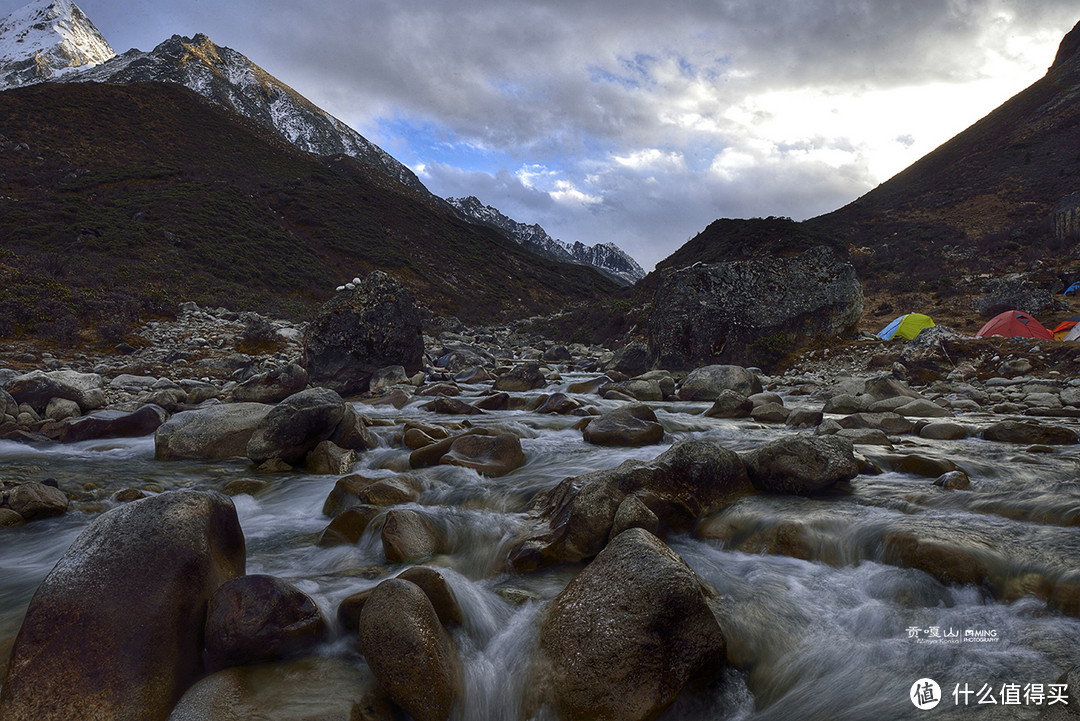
(876, 313), (935, 341)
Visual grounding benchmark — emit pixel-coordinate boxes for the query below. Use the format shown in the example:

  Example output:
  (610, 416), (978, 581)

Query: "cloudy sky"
(6, 0), (1078, 270)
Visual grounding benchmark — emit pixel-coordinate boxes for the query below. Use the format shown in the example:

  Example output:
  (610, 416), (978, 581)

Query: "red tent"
(975, 310), (1053, 339)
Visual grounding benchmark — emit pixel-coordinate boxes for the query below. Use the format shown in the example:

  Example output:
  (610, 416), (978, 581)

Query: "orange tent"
(976, 310), (1053, 339)
(1052, 315), (1080, 340)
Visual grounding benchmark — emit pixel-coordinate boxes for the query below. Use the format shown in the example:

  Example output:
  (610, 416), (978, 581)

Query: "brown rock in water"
(358, 578), (460, 721)
(322, 474), (422, 516)
(317, 505), (382, 547)
(742, 434), (858, 494)
(305, 440), (358, 475)
(493, 362), (545, 392)
(409, 428), (491, 468)
(155, 403), (271, 461)
(338, 566), (462, 633)
(439, 433), (525, 477)
(982, 420), (1078, 445)
(230, 362), (309, 404)
(0, 490), (245, 721)
(5, 482), (68, 520)
(246, 388), (347, 465)
(509, 439), (750, 570)
(582, 404), (664, 447)
(703, 389), (753, 418)
(204, 574), (327, 672)
(382, 509), (444, 563)
(532, 528), (725, 721)
(59, 403), (168, 443)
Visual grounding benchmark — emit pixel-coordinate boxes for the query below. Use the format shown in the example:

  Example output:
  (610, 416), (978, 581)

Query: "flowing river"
(3, 372), (1080, 720)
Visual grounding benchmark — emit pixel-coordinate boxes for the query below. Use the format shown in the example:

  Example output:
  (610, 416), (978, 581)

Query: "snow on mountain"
(0, 0), (113, 88)
(63, 33), (428, 195)
(448, 196), (646, 285)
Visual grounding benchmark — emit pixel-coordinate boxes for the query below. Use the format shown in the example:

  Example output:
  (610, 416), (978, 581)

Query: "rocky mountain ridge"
(0, 0), (112, 87)
(447, 195), (646, 285)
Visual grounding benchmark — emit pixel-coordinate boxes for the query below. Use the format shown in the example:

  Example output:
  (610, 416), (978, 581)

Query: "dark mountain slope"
(806, 19), (1080, 286)
(0, 81), (618, 342)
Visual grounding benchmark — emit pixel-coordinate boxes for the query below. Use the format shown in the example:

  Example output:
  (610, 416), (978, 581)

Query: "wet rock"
(567, 375), (613, 395)
(305, 440), (358, 475)
(535, 392), (582, 414)
(919, 422), (969, 440)
(0, 507), (24, 526)
(357, 578), (460, 721)
(493, 362), (546, 392)
(167, 656), (372, 721)
(609, 494), (660, 538)
(322, 474), (422, 516)
(786, 408), (824, 428)
(606, 341), (651, 376)
(823, 393), (870, 414)
(982, 420), (1078, 445)
(44, 397), (80, 421)
(835, 428), (893, 446)
(613, 379), (663, 402)
(888, 454), (961, 478)
(155, 403), (272, 461)
(882, 533), (989, 586)
(582, 404), (664, 447)
(230, 363), (308, 404)
(934, 471), (971, 490)
(435, 345), (492, 372)
(317, 505), (381, 547)
(418, 382), (461, 397)
(4, 481), (68, 520)
(370, 365), (409, 393)
(648, 246), (862, 370)
(114, 488), (146, 503)
(247, 388), (347, 465)
(703, 389), (754, 418)
(743, 434), (858, 494)
(677, 364), (761, 400)
(302, 271), (424, 396)
(396, 566), (464, 627)
(60, 404), (169, 443)
(472, 392), (512, 411)
(329, 403), (378, 452)
(222, 478), (269, 497)
(865, 376), (922, 402)
(424, 396), (483, 415)
(0, 490), (245, 721)
(751, 402), (790, 423)
(543, 344), (572, 363)
(509, 439), (751, 569)
(409, 429), (491, 468)
(204, 574), (326, 672)
(381, 509), (444, 563)
(403, 427), (437, 449)
(6, 370), (91, 413)
(894, 398), (953, 418)
(440, 432), (525, 477)
(839, 412), (913, 435)
(533, 528), (725, 721)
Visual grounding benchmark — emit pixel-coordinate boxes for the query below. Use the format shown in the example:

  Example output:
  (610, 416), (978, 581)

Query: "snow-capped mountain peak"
(447, 196), (646, 285)
(0, 0), (113, 87)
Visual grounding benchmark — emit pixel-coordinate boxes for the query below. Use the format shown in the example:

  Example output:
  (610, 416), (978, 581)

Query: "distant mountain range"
(0, 0), (643, 284)
(447, 196), (645, 285)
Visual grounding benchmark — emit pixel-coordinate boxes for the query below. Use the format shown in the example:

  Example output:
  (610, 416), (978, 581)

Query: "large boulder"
(982, 420), (1078, 445)
(155, 403), (272, 461)
(647, 245), (862, 370)
(532, 528), (725, 721)
(357, 578), (460, 721)
(301, 271), (424, 396)
(493, 361), (546, 392)
(975, 276), (1057, 318)
(5, 370), (95, 413)
(3, 481), (69, 520)
(203, 574), (327, 672)
(59, 404), (168, 443)
(743, 434), (859, 494)
(246, 388), (347, 465)
(678, 365), (761, 400)
(439, 432), (525, 477)
(582, 404), (664, 447)
(0, 490), (246, 721)
(509, 439), (751, 570)
(230, 363), (309, 404)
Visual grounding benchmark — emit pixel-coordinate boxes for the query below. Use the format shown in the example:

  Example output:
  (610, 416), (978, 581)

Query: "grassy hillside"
(0, 82), (618, 344)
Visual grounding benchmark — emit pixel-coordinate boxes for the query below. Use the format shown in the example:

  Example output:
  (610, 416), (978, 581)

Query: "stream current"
(2, 374), (1080, 720)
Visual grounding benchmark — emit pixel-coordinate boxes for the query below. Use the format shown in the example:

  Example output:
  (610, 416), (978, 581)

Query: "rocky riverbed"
(1, 296), (1080, 720)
